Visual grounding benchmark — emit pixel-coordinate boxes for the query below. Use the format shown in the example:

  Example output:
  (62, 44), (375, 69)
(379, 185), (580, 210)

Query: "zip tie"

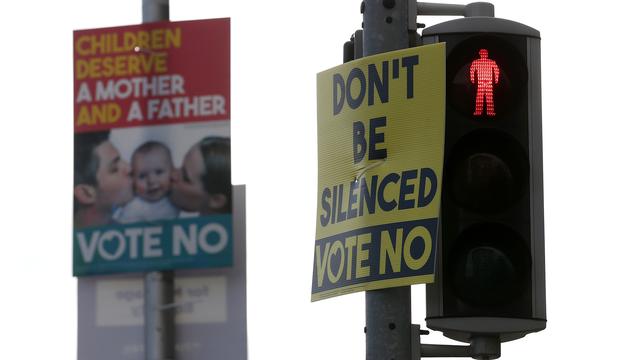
(134, 46), (167, 57)
(355, 158), (386, 183)
(156, 299), (203, 311)
(131, 299), (204, 314)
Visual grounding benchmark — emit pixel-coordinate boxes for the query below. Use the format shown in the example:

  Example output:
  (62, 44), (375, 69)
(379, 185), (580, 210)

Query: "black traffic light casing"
(422, 17), (546, 343)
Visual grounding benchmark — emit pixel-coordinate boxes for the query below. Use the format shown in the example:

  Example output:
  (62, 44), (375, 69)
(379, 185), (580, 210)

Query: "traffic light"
(422, 16), (546, 343)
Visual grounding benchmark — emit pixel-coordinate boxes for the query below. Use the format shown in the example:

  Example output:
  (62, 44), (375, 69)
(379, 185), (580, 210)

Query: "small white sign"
(96, 276), (227, 327)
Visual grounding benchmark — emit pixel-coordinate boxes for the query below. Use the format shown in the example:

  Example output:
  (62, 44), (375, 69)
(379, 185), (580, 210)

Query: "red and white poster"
(73, 18), (233, 276)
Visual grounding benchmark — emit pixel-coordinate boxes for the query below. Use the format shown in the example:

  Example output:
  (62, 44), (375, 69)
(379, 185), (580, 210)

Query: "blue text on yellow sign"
(313, 43), (446, 301)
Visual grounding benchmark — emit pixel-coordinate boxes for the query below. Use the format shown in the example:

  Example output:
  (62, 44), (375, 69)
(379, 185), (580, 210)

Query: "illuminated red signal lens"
(470, 49), (500, 116)
(447, 35), (526, 119)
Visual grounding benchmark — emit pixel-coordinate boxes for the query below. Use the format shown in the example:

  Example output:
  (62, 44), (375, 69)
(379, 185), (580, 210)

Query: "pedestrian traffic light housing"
(422, 16), (546, 343)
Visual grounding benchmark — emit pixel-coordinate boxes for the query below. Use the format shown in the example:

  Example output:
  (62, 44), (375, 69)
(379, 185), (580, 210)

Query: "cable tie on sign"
(134, 46), (167, 57)
(133, 299), (204, 313)
(156, 299), (203, 311)
(355, 158), (386, 183)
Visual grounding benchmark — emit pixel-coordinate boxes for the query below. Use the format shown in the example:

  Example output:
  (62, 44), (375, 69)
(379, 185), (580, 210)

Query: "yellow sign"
(312, 43), (445, 302)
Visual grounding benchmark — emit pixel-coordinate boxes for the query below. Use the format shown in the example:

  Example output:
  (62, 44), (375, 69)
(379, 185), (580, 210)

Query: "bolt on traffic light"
(422, 16), (546, 344)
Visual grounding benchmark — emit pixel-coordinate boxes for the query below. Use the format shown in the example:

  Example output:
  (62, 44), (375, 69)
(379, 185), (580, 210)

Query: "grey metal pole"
(143, 0), (169, 23)
(362, 0), (410, 55)
(362, 1), (412, 360)
(366, 286), (412, 360)
(142, 3), (174, 360)
(144, 271), (175, 360)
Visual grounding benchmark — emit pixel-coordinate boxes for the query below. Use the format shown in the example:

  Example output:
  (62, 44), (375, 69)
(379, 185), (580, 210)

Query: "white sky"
(1, 0), (639, 359)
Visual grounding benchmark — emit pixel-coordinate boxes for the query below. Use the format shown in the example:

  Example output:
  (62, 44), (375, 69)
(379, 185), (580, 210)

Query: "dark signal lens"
(449, 223), (530, 308)
(446, 129), (528, 213)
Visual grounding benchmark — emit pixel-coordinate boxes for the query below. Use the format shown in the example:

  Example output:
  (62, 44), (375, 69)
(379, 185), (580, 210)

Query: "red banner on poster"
(73, 18), (230, 133)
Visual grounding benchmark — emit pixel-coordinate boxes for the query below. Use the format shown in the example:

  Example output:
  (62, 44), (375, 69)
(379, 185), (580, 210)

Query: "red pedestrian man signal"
(470, 49), (500, 116)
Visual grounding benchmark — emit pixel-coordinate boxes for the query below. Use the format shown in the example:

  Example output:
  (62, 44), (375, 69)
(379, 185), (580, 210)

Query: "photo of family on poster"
(73, 122), (231, 229)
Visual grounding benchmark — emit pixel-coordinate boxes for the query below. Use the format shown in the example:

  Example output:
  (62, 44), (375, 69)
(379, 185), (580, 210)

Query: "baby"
(116, 141), (179, 223)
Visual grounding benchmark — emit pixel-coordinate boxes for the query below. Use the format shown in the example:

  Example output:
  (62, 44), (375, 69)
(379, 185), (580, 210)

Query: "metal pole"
(144, 271), (175, 360)
(366, 286), (412, 360)
(362, 1), (412, 360)
(143, 0), (169, 23)
(142, 4), (173, 360)
(362, 0), (410, 56)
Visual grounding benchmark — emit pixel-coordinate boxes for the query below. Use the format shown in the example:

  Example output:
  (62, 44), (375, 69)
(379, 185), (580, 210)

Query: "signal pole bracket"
(412, 325), (501, 360)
